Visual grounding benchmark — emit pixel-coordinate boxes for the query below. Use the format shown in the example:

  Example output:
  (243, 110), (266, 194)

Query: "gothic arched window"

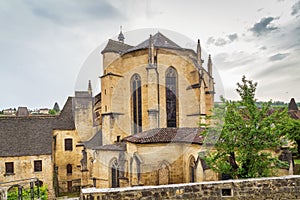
(189, 156), (196, 183)
(111, 159), (119, 188)
(166, 67), (178, 127)
(131, 74), (142, 134)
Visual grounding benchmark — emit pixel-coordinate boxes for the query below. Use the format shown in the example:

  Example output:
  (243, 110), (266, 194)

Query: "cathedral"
(0, 30), (293, 199)
(86, 30), (216, 188)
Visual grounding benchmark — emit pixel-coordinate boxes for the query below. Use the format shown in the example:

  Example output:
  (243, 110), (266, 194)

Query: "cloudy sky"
(0, 0), (299, 109)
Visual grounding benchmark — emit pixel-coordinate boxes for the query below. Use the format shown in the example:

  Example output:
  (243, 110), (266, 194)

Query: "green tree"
(48, 109), (57, 115)
(284, 117), (300, 156)
(7, 185), (48, 200)
(203, 76), (288, 179)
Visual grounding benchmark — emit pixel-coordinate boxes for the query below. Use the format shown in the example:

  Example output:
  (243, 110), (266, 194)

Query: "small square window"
(5, 162), (14, 174)
(65, 138), (73, 151)
(34, 160), (42, 172)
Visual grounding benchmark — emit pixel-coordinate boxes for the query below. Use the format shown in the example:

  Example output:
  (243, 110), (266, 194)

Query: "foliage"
(202, 76), (289, 179)
(7, 185), (48, 200)
(48, 109), (57, 115)
(282, 117), (300, 156)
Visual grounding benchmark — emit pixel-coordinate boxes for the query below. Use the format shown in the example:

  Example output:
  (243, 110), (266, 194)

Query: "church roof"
(83, 129), (103, 149)
(0, 116), (55, 157)
(124, 32), (181, 54)
(123, 127), (205, 144)
(93, 142), (126, 151)
(101, 39), (133, 54)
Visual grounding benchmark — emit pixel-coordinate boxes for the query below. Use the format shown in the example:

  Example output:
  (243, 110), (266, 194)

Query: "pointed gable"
(101, 39), (133, 54)
(288, 98), (298, 111)
(124, 32), (181, 54)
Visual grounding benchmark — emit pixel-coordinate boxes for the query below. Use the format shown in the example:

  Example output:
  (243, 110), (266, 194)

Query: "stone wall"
(81, 175), (300, 200)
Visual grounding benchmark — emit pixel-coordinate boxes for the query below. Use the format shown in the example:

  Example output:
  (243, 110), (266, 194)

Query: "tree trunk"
(229, 152), (239, 170)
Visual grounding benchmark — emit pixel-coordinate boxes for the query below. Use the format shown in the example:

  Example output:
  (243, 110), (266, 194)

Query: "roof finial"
(208, 54), (212, 76)
(118, 25), (125, 43)
(88, 80), (92, 96)
(197, 39), (202, 67)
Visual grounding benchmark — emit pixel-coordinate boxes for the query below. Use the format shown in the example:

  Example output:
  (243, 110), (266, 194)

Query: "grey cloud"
(213, 51), (255, 70)
(257, 8), (264, 12)
(207, 33), (238, 47)
(215, 38), (227, 46)
(269, 53), (290, 61)
(249, 17), (278, 36)
(228, 33), (238, 42)
(27, 0), (123, 25)
(291, 1), (300, 16)
(260, 46), (267, 50)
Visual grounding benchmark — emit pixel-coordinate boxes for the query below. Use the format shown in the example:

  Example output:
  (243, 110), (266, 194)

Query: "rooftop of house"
(123, 127), (205, 145)
(0, 97), (76, 157)
(288, 98), (300, 119)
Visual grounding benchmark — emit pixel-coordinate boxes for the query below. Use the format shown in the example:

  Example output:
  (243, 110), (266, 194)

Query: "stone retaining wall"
(81, 175), (300, 200)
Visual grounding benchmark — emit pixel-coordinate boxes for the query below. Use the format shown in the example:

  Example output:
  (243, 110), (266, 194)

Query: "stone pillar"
(147, 67), (159, 129)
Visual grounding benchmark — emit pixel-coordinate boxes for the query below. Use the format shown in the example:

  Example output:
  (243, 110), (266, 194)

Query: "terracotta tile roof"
(101, 39), (133, 54)
(123, 127), (205, 144)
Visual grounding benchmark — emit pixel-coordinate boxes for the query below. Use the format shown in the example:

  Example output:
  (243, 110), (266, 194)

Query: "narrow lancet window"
(131, 74), (142, 134)
(166, 67), (177, 127)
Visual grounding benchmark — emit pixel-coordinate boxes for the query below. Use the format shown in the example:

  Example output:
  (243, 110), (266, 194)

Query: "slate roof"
(288, 98), (300, 119)
(124, 32), (181, 54)
(83, 130), (103, 149)
(0, 97), (76, 157)
(288, 98), (299, 111)
(289, 111), (300, 119)
(53, 97), (76, 130)
(123, 127), (205, 144)
(0, 116), (55, 157)
(101, 39), (133, 54)
(93, 142), (126, 151)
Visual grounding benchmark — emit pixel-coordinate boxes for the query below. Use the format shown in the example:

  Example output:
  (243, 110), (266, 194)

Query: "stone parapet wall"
(81, 175), (300, 200)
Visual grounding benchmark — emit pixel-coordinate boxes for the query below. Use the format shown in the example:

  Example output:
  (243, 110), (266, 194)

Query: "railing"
(0, 177), (42, 200)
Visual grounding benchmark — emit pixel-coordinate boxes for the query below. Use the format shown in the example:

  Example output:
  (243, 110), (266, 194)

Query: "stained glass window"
(166, 67), (177, 127)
